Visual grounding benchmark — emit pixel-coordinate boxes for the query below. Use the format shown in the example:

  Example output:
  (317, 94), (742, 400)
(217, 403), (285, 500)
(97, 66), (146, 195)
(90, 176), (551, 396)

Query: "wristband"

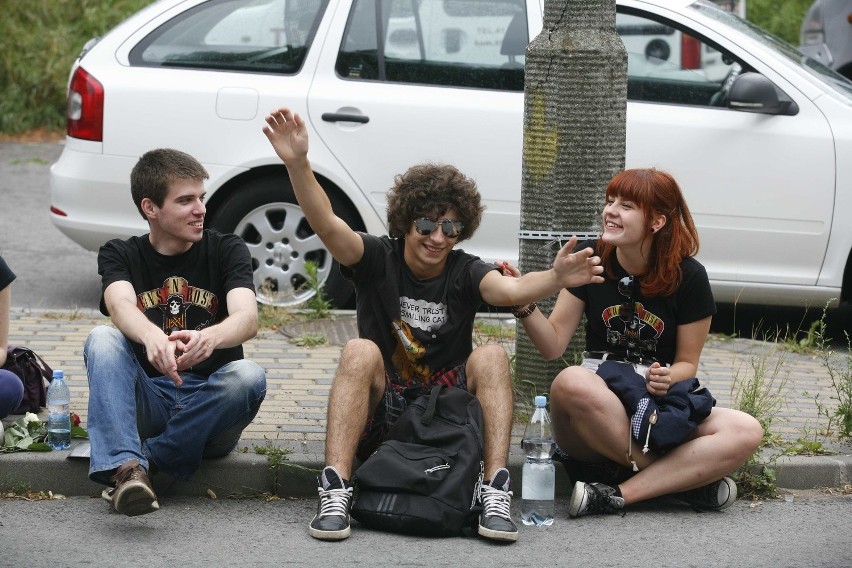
(511, 302), (537, 319)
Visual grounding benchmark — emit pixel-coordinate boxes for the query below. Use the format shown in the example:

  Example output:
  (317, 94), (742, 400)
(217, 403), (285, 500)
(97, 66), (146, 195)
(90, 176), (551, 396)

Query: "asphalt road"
(2, 492), (851, 567)
(0, 141), (101, 311)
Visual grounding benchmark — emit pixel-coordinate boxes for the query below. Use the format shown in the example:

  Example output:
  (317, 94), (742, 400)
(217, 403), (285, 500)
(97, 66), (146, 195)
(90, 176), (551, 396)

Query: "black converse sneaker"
(478, 467), (519, 542)
(309, 466), (353, 541)
(568, 482), (625, 518)
(675, 477), (737, 511)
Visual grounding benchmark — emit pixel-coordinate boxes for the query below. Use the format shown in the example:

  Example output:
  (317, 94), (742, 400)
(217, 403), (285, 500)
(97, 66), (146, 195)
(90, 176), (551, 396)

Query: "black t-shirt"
(97, 230), (255, 377)
(343, 234), (497, 386)
(0, 255), (15, 291)
(569, 240), (715, 366)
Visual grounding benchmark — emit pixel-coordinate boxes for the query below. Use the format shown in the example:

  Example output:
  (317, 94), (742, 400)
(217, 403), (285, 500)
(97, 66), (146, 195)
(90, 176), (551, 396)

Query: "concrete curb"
(3, 444), (849, 499)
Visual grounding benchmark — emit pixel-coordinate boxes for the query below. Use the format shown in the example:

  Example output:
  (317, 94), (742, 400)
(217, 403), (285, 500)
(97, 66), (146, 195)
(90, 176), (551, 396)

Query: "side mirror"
(728, 72), (799, 116)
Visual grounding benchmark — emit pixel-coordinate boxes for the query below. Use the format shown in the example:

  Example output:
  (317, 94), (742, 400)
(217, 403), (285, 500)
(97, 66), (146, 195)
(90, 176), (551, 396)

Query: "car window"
(129, 0), (328, 74)
(617, 11), (743, 107)
(336, 0), (528, 91)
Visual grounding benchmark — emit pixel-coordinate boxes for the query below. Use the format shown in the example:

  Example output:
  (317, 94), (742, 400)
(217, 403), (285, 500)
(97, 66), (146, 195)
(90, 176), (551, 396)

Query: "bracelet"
(511, 302), (537, 319)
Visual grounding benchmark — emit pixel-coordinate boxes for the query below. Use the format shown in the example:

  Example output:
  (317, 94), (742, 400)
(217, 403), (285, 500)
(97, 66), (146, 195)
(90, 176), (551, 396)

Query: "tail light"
(681, 33), (701, 69)
(67, 66), (104, 141)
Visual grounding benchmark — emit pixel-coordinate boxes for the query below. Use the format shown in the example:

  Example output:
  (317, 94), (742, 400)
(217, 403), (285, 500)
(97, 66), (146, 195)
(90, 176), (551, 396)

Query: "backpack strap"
(422, 384), (446, 426)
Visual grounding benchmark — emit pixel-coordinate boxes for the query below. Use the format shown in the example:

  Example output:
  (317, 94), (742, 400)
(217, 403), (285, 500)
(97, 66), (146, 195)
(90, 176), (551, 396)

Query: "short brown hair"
(130, 148), (208, 220)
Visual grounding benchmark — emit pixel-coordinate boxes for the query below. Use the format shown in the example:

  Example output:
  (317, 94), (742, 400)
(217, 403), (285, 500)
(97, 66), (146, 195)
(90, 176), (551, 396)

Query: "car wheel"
(208, 176), (356, 308)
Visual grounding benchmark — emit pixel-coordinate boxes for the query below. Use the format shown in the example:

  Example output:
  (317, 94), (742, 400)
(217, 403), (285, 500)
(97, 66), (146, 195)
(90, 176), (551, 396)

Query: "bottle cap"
(534, 395), (547, 408)
(52, 369), (64, 379)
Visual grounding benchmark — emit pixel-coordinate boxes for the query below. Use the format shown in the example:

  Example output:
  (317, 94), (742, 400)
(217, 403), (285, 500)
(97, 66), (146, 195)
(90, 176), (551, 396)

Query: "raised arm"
(263, 108), (364, 268)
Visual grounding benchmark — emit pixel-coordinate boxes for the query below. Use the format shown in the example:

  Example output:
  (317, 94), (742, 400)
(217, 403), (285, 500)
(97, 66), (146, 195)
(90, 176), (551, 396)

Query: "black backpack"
(351, 385), (484, 536)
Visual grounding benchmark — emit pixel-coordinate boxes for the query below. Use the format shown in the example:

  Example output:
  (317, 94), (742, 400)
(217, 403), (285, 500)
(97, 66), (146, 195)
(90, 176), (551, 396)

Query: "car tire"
(208, 175), (356, 308)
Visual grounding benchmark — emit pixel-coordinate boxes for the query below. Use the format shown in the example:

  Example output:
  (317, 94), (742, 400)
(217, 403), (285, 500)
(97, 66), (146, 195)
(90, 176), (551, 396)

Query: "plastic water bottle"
(46, 369), (71, 450)
(521, 395), (555, 526)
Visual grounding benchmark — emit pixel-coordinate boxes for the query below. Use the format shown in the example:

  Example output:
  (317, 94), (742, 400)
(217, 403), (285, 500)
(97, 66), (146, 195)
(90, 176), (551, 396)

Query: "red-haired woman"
(508, 168), (762, 517)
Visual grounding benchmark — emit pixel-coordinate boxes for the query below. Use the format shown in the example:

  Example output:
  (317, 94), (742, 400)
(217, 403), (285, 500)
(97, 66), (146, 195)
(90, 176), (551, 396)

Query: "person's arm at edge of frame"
(103, 280), (184, 385)
(0, 284), (10, 367)
(262, 107), (364, 268)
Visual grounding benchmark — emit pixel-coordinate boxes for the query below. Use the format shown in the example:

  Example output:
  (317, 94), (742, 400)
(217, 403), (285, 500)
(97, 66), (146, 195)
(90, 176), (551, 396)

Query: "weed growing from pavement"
(736, 459), (778, 500)
(302, 261), (333, 320)
(780, 316), (826, 355)
(291, 333), (327, 347)
(730, 333), (791, 497)
(782, 436), (834, 456)
(819, 332), (852, 437)
(732, 340), (790, 447)
(254, 440), (292, 496)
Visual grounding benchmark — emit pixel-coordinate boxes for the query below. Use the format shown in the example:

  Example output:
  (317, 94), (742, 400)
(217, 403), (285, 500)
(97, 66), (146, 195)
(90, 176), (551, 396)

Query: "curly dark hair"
(385, 163), (484, 242)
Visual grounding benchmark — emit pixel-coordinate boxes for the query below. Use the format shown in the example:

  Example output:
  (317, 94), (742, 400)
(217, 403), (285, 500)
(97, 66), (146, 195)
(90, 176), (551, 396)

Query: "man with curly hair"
(263, 108), (603, 542)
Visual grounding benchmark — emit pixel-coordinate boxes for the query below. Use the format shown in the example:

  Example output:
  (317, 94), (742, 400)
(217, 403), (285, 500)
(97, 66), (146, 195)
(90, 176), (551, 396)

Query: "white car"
(50, 0), (852, 309)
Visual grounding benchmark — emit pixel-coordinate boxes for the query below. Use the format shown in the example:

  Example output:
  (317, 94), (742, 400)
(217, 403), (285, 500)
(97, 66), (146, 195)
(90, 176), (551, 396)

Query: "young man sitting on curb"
(263, 108), (604, 542)
(84, 149), (267, 516)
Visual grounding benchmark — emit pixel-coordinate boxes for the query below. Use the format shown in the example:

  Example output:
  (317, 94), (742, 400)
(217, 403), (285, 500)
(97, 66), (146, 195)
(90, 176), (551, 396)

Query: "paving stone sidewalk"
(3, 308), (850, 495)
(5, 308), (845, 452)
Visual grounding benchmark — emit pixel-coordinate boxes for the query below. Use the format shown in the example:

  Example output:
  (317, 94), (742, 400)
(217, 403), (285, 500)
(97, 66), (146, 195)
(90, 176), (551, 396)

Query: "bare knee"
(550, 366), (599, 410)
(337, 339), (384, 386)
(732, 411), (764, 456)
(466, 344), (510, 391)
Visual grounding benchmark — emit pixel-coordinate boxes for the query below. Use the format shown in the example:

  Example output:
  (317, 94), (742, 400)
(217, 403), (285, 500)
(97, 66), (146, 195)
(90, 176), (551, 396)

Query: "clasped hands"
(147, 329), (211, 386)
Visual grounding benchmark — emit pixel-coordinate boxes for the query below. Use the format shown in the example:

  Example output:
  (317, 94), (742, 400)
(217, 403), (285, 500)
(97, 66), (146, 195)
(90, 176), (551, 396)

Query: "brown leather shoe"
(103, 459), (160, 516)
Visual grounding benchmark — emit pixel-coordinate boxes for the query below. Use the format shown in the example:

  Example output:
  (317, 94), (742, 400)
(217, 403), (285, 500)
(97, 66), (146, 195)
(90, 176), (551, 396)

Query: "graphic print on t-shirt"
(390, 295), (449, 384)
(601, 301), (664, 360)
(135, 276), (219, 334)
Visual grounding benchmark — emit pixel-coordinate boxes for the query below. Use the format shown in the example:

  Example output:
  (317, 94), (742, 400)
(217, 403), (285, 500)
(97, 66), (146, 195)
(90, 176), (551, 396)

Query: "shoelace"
(480, 484), (513, 520)
(317, 486), (353, 518)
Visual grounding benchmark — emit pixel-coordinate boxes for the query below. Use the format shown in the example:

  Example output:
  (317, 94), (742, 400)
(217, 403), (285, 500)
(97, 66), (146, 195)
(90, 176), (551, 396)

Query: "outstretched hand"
(552, 237), (604, 288)
(262, 108), (309, 166)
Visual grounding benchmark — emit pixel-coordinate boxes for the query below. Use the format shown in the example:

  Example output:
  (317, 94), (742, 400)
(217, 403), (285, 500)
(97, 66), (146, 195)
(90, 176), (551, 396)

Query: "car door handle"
(321, 113), (369, 124)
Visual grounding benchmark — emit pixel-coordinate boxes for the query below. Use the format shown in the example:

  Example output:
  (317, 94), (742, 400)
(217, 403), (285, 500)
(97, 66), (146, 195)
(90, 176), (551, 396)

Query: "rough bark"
(516, 0), (627, 400)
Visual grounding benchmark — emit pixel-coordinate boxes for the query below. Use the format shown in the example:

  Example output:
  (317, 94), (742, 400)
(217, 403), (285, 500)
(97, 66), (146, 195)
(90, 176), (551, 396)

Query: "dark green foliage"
(747, 0), (813, 45)
(0, 0), (152, 133)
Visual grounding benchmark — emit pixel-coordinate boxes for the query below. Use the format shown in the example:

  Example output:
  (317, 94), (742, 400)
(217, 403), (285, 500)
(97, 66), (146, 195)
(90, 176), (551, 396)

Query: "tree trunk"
(516, 0), (627, 403)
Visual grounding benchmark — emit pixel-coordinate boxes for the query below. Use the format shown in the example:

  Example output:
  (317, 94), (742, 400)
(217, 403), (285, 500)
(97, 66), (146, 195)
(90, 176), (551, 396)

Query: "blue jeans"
(84, 325), (266, 484)
(0, 368), (24, 418)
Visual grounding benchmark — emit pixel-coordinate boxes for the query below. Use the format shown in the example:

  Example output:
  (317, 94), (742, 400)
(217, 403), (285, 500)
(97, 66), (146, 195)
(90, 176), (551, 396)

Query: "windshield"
(691, 0), (852, 100)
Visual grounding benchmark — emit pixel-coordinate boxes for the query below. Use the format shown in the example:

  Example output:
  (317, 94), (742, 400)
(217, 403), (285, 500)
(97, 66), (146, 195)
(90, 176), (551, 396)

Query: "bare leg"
(619, 408), (762, 504)
(465, 344), (513, 479)
(324, 339), (386, 479)
(550, 366), (649, 468)
(550, 366), (763, 504)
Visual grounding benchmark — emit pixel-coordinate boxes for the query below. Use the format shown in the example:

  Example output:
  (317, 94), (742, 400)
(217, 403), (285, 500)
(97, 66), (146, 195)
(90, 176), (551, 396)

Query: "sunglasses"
(413, 218), (463, 239)
(617, 275), (640, 331)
